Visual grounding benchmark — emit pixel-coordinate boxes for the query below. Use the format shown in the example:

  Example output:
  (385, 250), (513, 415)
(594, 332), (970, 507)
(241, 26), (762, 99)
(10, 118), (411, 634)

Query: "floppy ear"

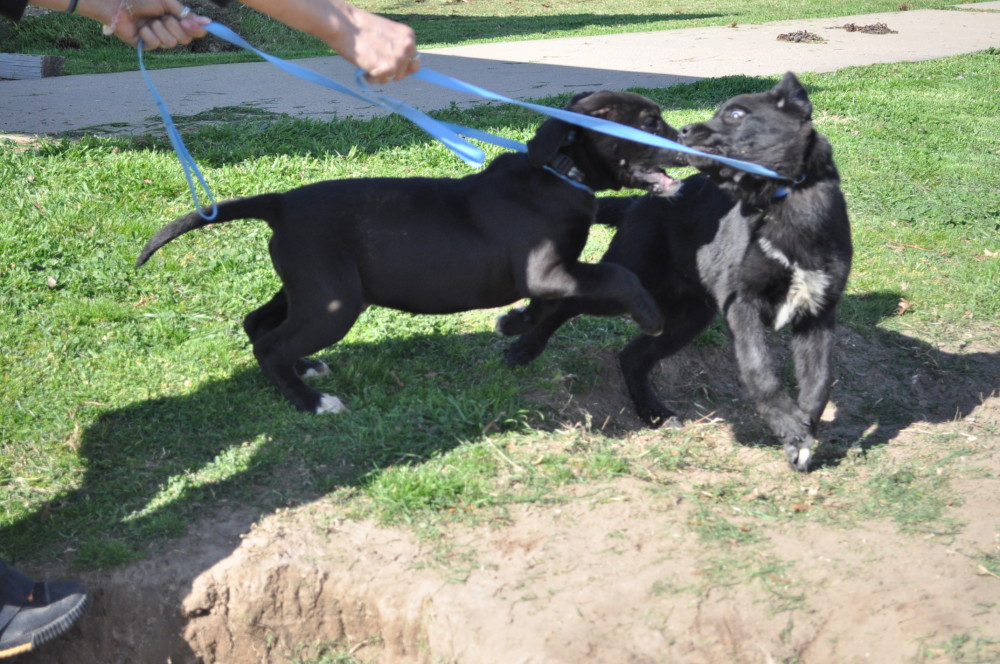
(526, 91), (595, 166)
(526, 118), (575, 166)
(772, 71), (813, 119)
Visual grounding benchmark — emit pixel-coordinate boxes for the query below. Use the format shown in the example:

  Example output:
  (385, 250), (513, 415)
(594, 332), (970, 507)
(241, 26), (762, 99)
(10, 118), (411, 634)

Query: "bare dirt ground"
(22, 322), (1000, 664)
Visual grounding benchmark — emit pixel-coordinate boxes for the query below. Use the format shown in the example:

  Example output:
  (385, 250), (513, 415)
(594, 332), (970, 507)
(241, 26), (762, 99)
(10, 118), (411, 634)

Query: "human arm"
(2, 0), (419, 79)
(239, 0), (419, 83)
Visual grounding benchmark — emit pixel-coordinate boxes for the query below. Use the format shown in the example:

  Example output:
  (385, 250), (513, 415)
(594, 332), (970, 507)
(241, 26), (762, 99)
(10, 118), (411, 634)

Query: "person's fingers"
(161, 0), (187, 15)
(146, 19), (180, 49)
(179, 15), (210, 39)
(163, 16), (195, 45)
(363, 70), (392, 85)
(137, 24), (162, 50)
(365, 50), (421, 84)
(403, 52), (421, 78)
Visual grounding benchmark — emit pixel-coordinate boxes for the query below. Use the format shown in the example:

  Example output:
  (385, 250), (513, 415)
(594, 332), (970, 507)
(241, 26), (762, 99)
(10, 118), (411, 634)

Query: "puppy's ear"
(772, 72), (813, 119)
(566, 90), (615, 118)
(526, 119), (575, 166)
(526, 91), (601, 166)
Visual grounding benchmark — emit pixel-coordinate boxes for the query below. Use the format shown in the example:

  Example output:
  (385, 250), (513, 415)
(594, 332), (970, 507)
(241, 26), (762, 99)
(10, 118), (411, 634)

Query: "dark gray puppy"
(499, 73), (852, 472)
(136, 91), (684, 414)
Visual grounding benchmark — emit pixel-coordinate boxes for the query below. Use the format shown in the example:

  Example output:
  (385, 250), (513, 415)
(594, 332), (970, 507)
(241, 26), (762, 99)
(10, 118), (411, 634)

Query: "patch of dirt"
(20, 325), (1000, 663)
(840, 23), (899, 35)
(777, 30), (826, 44)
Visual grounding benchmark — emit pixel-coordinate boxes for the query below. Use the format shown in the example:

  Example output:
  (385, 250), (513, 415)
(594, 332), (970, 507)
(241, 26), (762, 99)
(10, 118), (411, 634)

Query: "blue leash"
(141, 22), (796, 219)
(138, 42), (218, 220)
(400, 68), (794, 181)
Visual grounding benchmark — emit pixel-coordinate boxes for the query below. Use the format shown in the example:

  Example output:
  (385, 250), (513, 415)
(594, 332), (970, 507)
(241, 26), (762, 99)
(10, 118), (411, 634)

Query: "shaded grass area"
(0, 52), (998, 571)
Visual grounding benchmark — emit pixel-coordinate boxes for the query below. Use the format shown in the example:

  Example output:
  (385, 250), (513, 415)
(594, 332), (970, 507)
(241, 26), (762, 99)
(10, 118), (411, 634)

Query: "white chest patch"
(758, 238), (832, 330)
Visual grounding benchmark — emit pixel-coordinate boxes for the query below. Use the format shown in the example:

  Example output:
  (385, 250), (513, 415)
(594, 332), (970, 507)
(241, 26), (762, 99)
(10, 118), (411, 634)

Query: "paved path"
(1, 3), (998, 135)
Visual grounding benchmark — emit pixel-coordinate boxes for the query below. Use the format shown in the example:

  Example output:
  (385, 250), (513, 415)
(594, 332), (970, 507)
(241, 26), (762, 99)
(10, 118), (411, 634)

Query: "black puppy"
(136, 91), (683, 414)
(499, 73), (852, 472)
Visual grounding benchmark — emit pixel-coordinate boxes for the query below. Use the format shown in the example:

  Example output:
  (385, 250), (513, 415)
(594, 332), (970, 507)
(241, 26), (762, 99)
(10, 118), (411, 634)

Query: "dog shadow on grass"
(592, 290), (1000, 469)
(2, 327), (529, 663)
(491, 289), (999, 470)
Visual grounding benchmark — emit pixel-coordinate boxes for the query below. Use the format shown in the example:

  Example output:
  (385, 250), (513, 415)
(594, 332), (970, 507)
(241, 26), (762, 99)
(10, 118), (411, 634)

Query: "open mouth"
(638, 167), (679, 194)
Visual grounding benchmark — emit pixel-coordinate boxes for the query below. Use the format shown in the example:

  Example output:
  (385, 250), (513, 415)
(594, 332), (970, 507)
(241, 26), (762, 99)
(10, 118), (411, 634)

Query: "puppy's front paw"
(502, 338), (545, 366)
(785, 437), (815, 473)
(637, 403), (680, 429)
(496, 307), (532, 336)
(315, 394), (348, 414)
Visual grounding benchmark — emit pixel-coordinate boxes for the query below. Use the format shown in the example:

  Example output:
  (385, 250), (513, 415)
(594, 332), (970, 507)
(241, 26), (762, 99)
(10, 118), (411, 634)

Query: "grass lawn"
(1, 48), (997, 570)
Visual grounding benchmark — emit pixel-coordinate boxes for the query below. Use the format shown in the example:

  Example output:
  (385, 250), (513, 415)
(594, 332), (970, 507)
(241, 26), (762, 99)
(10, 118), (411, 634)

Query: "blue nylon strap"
(408, 68), (794, 181)
(138, 41), (218, 220)
(142, 21), (797, 218)
(203, 23), (485, 167)
(436, 121), (527, 153)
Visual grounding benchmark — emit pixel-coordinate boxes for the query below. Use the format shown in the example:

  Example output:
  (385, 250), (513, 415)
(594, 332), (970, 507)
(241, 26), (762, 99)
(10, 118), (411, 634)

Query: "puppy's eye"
(641, 117), (660, 131)
(726, 108), (746, 121)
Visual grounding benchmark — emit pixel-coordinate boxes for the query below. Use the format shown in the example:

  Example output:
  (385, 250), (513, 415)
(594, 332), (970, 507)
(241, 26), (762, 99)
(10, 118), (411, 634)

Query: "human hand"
(105, 0), (211, 50)
(335, 6), (420, 84)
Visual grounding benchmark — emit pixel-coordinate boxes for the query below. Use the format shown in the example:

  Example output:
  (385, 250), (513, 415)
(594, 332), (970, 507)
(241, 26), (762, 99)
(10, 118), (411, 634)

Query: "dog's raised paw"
(315, 394), (348, 414)
(298, 359), (332, 378)
(790, 447), (812, 472)
(496, 307), (532, 337)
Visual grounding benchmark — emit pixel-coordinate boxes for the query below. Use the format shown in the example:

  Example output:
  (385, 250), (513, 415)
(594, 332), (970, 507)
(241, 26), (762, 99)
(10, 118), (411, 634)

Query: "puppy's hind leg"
(501, 300), (579, 366)
(244, 289), (288, 341)
(244, 290), (331, 379)
(502, 296), (635, 366)
(542, 262), (663, 336)
(252, 287), (364, 414)
(620, 300), (716, 427)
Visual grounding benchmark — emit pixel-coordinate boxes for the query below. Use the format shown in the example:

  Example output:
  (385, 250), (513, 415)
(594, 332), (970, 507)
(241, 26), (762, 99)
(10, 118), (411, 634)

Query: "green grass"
(1, 51), (998, 569)
(0, 0), (980, 74)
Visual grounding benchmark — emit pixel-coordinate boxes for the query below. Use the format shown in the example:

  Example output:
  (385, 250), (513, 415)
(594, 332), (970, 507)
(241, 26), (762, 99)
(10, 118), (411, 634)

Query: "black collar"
(544, 153), (593, 194)
(772, 173), (808, 200)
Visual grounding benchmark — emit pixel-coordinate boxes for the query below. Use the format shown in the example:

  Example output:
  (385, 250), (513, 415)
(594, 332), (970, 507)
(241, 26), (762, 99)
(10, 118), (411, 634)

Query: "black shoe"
(0, 562), (91, 659)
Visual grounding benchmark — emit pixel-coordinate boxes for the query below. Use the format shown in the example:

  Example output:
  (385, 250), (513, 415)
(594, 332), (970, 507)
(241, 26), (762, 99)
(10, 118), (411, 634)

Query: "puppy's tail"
(594, 195), (639, 228)
(135, 194), (282, 268)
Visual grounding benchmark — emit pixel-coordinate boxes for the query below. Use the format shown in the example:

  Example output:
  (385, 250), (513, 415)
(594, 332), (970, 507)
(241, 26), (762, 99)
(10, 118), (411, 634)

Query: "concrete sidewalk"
(1, 4), (998, 135)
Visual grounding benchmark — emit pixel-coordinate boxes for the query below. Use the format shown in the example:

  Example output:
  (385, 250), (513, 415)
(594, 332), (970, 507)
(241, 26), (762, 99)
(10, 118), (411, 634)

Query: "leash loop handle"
(138, 39), (217, 220)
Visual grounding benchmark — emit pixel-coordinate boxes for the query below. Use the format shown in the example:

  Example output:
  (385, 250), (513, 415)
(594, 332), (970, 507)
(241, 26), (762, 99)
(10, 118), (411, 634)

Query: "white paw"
(794, 447), (811, 469)
(302, 361), (332, 378)
(315, 394), (347, 414)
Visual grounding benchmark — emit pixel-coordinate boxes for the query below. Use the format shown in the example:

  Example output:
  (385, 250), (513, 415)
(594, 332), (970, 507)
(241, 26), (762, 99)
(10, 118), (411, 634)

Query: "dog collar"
(773, 173), (808, 200)
(544, 154), (593, 194)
